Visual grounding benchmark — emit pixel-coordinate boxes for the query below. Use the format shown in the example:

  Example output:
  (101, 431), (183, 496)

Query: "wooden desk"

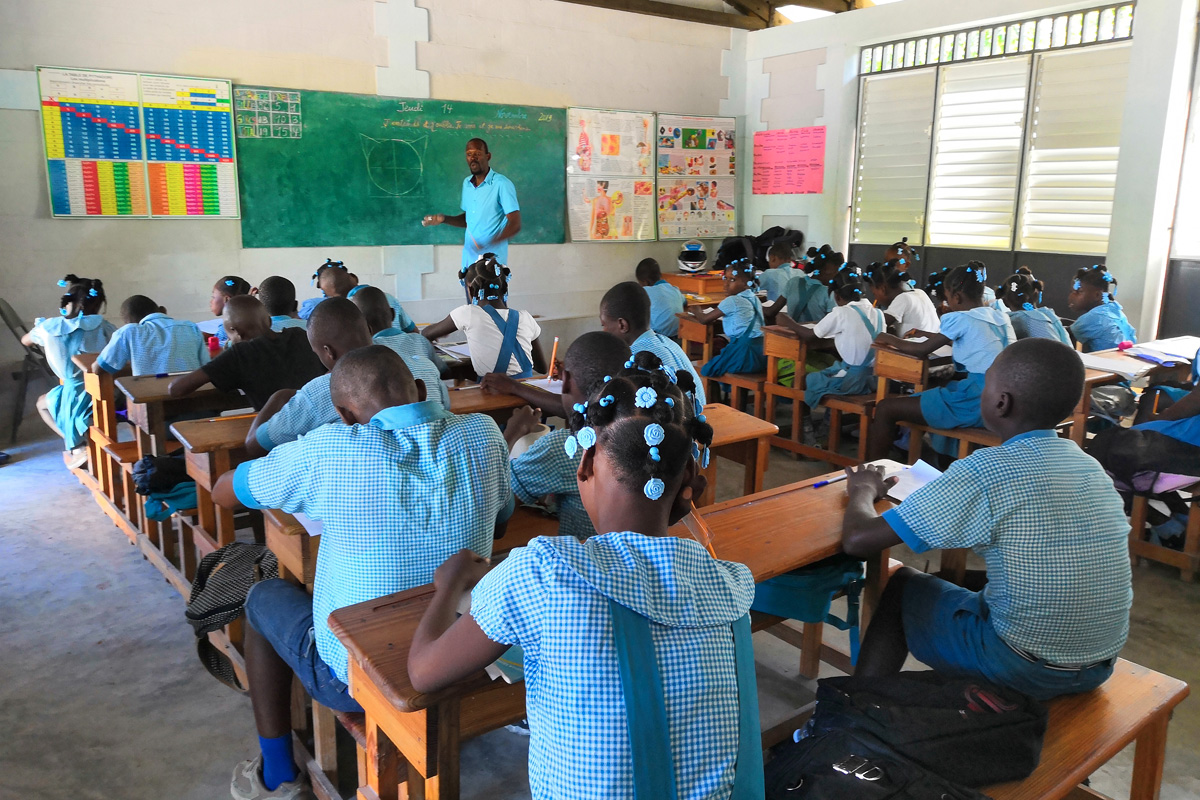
(1069, 367), (1124, 445)
(330, 469), (893, 800)
(699, 402), (778, 507)
(448, 384), (526, 424)
(872, 345), (953, 401)
(170, 414), (255, 567)
(676, 310), (716, 369)
(663, 271), (725, 296)
(685, 293), (721, 311)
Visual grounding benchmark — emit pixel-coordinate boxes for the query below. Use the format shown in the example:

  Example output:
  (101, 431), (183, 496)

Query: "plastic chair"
(0, 298), (56, 444)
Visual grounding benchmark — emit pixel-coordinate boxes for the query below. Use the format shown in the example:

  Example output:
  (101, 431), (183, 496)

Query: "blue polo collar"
(1006, 429), (1058, 444)
(653, 279), (669, 286)
(369, 400), (450, 431)
(372, 328), (403, 340)
(140, 312), (169, 324)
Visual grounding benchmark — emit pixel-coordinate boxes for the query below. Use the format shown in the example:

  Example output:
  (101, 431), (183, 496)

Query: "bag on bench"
(132, 454), (190, 496)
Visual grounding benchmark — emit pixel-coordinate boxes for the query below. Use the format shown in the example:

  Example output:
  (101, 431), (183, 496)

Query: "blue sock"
(259, 734), (297, 791)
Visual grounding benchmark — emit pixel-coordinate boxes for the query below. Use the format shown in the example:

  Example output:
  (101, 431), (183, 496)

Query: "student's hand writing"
(844, 464), (896, 502)
(480, 372), (520, 395)
(434, 549), (490, 594)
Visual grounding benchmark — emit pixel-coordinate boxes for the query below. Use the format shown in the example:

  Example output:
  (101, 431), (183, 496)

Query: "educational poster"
(567, 108), (655, 176)
(234, 88), (302, 139)
(37, 66), (239, 219)
(752, 126), (825, 195)
(568, 176), (656, 241)
(655, 114), (736, 239)
(656, 177), (736, 239)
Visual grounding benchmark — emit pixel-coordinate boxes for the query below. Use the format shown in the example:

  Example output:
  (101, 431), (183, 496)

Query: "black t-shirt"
(201, 327), (326, 410)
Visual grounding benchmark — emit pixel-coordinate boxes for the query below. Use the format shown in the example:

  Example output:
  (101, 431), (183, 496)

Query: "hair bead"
(57, 279), (69, 288)
(1022, 302), (1035, 311)
(577, 426), (597, 449)
(648, 446), (661, 462)
(563, 435), (579, 458)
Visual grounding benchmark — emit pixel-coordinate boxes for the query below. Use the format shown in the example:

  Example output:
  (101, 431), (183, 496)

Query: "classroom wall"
(0, 0), (737, 417)
(733, 0), (1199, 337)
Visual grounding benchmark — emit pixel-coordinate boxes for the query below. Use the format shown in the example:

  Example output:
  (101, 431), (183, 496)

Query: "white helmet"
(677, 240), (708, 273)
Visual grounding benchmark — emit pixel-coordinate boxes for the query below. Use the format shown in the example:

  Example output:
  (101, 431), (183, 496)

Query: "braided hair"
(565, 351), (713, 501)
(809, 245), (845, 286)
(1073, 264), (1118, 304)
(925, 267), (949, 306)
(214, 275), (251, 298)
(942, 261), (988, 303)
(56, 274), (106, 316)
(996, 267), (1044, 312)
(885, 237), (921, 268)
(830, 262), (868, 302)
(866, 259), (918, 292)
(312, 258), (347, 286)
(721, 256), (758, 290)
(459, 253), (512, 304)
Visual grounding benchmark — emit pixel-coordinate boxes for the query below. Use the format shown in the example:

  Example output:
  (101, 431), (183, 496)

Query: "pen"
(811, 473), (848, 489)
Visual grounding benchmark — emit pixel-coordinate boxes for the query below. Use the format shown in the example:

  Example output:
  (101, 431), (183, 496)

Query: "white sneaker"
(65, 446), (89, 470)
(231, 755), (315, 800)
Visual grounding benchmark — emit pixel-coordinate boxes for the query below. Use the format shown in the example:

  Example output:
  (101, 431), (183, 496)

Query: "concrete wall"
(734, 0), (1199, 336)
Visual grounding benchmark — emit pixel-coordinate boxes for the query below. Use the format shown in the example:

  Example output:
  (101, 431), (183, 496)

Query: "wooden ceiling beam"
(781, 0), (855, 13)
(725, 0), (789, 27)
(554, 0), (768, 30)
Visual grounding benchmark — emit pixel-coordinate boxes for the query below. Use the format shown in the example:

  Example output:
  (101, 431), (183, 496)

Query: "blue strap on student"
(481, 305), (533, 378)
(608, 599), (764, 799)
(849, 305), (885, 367)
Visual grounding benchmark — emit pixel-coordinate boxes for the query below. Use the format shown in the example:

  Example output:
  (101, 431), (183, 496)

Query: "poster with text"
(568, 108), (655, 177)
(752, 126), (825, 194)
(656, 177), (735, 240)
(656, 114), (736, 178)
(569, 176), (656, 241)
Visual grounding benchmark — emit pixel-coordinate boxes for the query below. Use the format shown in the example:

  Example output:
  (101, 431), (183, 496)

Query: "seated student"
(23, 274), (116, 463)
(868, 259), (940, 337)
(867, 262), (1016, 461)
(168, 296), (325, 410)
(422, 253), (547, 378)
(599, 281), (707, 410)
(502, 331), (631, 540)
(210, 275), (252, 348)
(996, 268), (1070, 345)
(408, 352), (763, 799)
(244, 298), (446, 456)
(769, 245), (838, 325)
(636, 257), (686, 339)
(1068, 263), (1137, 352)
(92, 294), (208, 376)
(841, 339), (1131, 700)
(757, 241), (800, 303)
(254, 276), (307, 332)
(214, 345), (513, 799)
(350, 285), (440, 367)
(694, 256), (765, 379)
(314, 258), (417, 332)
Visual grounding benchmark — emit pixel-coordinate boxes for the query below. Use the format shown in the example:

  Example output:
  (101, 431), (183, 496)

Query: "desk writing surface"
(170, 415), (256, 454)
(448, 386), (526, 416)
(116, 374), (217, 404)
(703, 402), (778, 447)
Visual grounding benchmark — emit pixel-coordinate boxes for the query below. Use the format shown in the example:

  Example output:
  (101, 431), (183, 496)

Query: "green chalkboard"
(236, 90), (566, 248)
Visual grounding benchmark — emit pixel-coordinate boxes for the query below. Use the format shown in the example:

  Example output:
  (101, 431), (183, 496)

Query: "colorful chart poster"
(752, 126), (826, 195)
(567, 108), (654, 177)
(567, 108), (656, 242)
(234, 88), (302, 139)
(568, 176), (656, 241)
(655, 114), (736, 239)
(37, 66), (240, 219)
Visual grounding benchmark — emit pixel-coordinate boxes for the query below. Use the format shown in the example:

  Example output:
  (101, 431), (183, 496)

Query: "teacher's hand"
(421, 213), (445, 227)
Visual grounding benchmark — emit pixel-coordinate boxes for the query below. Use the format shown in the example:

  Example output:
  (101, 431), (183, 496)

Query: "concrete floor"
(2, 418), (1198, 799)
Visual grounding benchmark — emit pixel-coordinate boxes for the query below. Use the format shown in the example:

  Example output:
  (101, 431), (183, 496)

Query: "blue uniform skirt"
(917, 372), (986, 430)
(804, 362), (877, 408)
(48, 381), (92, 450)
(701, 334), (766, 378)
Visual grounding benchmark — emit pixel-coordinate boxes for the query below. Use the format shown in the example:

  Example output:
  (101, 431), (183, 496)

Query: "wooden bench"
(981, 659), (1188, 800)
(1128, 486), (1200, 582)
(723, 371), (768, 419)
(101, 440), (141, 545)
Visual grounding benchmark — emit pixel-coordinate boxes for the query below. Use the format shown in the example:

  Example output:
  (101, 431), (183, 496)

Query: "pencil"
(683, 504), (719, 559)
(548, 336), (560, 380)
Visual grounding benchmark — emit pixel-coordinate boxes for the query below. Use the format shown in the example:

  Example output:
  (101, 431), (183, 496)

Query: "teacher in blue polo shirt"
(421, 137), (522, 269)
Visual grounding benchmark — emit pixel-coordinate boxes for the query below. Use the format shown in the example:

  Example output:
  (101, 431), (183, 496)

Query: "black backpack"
(1089, 426), (1200, 493)
(132, 454), (190, 496)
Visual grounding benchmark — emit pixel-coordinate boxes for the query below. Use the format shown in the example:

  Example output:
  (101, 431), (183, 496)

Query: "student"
(422, 253), (547, 378)
(773, 245), (838, 325)
(244, 298), (446, 456)
(636, 257), (686, 339)
(350, 285), (440, 367)
(23, 274), (116, 462)
(867, 259), (940, 337)
(92, 295), (208, 376)
(757, 242), (799, 303)
(255, 276), (307, 332)
(168, 296), (326, 410)
(867, 262), (1016, 461)
(407, 351), (763, 799)
(214, 345), (513, 799)
(841, 339), (1131, 700)
(314, 258), (417, 332)
(1068, 264), (1137, 352)
(777, 266), (887, 410)
(210, 275), (252, 348)
(502, 331), (631, 540)
(695, 257), (766, 379)
(996, 268), (1070, 345)
(925, 267), (950, 316)
(599, 281), (706, 410)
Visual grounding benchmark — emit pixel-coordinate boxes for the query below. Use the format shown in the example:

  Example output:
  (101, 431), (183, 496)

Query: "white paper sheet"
(885, 459), (944, 502)
(437, 343), (472, 359)
(293, 512), (324, 538)
(196, 318), (223, 335)
(523, 377), (564, 395)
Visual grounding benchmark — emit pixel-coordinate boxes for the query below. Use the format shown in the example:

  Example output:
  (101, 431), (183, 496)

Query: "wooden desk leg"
(364, 716), (401, 800)
(1130, 495), (1149, 568)
(1129, 711), (1170, 800)
(751, 435), (769, 496)
(212, 450), (237, 547)
(1183, 503), (1200, 582)
(134, 426), (161, 548)
(426, 698), (462, 800)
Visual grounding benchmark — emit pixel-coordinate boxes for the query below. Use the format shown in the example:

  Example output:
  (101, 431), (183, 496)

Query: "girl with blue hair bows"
(694, 254), (767, 379)
(1067, 264), (1137, 353)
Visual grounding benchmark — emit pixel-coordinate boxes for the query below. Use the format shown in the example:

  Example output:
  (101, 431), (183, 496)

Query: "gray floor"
(1, 420), (1198, 799)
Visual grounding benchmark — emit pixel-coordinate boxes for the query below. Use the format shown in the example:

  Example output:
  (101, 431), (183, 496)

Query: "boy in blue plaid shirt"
(92, 294), (208, 376)
(214, 345), (512, 799)
(842, 338), (1132, 700)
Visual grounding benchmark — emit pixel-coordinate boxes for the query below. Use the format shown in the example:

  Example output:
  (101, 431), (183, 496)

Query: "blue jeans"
(901, 572), (1115, 701)
(244, 579), (363, 713)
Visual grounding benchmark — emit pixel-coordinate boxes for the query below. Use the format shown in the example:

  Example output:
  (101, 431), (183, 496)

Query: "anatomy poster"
(567, 108), (655, 176)
(569, 176), (656, 241)
(656, 177), (735, 239)
(656, 115), (735, 238)
(656, 114), (736, 178)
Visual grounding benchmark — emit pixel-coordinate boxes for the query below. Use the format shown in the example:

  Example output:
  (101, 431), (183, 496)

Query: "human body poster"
(567, 108), (656, 241)
(656, 114), (736, 239)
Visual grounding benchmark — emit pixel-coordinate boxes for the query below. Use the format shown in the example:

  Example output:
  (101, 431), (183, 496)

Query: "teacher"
(422, 138), (522, 270)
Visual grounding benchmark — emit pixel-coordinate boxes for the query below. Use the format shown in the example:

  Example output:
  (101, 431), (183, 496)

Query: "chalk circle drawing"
(360, 134), (427, 197)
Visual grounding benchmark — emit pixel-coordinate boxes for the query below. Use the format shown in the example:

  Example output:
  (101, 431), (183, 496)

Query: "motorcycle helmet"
(677, 239), (708, 273)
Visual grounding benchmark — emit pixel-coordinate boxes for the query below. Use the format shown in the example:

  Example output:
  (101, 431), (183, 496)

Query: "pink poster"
(752, 126), (826, 195)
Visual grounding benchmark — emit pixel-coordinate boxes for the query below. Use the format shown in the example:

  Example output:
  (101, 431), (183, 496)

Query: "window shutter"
(925, 56), (1031, 249)
(851, 68), (936, 245)
(1017, 43), (1131, 255)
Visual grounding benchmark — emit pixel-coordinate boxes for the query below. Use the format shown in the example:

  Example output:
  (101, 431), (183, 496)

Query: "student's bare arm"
(20, 331), (35, 347)
(422, 316), (459, 341)
(841, 465), (903, 558)
(409, 551), (509, 694)
(775, 312), (823, 343)
(244, 389), (297, 458)
(212, 470), (241, 509)
(168, 368), (211, 398)
(874, 331), (948, 357)
(530, 337), (547, 374)
(1156, 386), (1200, 422)
(690, 307), (725, 325)
(480, 374), (565, 416)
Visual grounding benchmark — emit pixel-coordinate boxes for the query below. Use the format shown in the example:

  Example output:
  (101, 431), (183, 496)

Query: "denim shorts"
(244, 579), (363, 713)
(901, 571), (1114, 701)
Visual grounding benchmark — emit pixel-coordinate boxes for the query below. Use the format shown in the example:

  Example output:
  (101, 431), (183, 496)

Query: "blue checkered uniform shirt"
(631, 330), (707, 408)
(756, 266), (796, 303)
(348, 285), (417, 332)
(471, 532), (755, 799)
(1070, 301), (1138, 353)
(235, 401), (513, 682)
(97, 313), (208, 375)
(883, 429), (1132, 665)
(373, 328), (441, 370)
(644, 281), (686, 338)
(510, 428), (594, 540)
(374, 333), (450, 409)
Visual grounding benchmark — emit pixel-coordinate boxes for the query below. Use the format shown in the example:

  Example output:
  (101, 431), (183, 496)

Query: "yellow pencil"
(548, 336), (560, 380)
(682, 504), (719, 559)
